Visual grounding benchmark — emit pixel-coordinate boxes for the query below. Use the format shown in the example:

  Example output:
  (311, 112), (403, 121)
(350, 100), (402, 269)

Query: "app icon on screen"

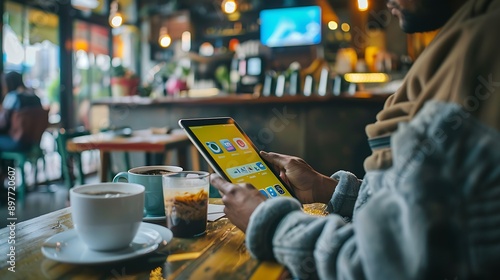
(259, 189), (269, 198)
(219, 139), (236, 152)
(228, 168), (241, 178)
(274, 184), (285, 195)
(206, 142), (223, 154)
(233, 138), (249, 149)
(266, 186), (278, 197)
(239, 166), (248, 174)
(255, 162), (266, 170)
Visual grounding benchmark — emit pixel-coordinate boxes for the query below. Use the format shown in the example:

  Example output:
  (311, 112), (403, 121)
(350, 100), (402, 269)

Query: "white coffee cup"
(70, 183), (145, 251)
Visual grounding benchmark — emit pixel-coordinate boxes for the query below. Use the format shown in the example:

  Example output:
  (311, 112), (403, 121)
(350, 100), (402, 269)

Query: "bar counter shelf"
(90, 92), (391, 177)
(92, 92), (391, 107)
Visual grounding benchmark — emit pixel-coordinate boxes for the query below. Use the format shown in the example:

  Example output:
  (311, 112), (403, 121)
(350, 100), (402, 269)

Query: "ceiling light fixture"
(222, 0), (237, 14)
(357, 0), (369, 11)
(341, 23), (351, 32)
(328, 21), (338, 30)
(158, 26), (172, 48)
(109, 0), (123, 28)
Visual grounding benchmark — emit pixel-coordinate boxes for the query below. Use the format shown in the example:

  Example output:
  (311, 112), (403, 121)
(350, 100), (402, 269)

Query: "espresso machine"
(230, 55), (265, 94)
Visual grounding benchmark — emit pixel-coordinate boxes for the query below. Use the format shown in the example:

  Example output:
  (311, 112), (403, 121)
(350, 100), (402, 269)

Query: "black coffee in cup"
(134, 169), (173, 175)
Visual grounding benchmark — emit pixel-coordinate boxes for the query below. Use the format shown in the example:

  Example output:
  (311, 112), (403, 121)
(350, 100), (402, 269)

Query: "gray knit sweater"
(245, 101), (500, 279)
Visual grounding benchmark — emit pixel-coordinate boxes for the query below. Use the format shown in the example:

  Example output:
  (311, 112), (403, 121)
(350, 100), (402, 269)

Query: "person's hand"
(260, 151), (337, 204)
(210, 174), (266, 232)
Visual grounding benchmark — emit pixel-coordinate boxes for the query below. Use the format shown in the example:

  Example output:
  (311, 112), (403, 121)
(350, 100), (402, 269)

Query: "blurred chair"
(55, 127), (90, 189)
(0, 107), (49, 198)
(0, 145), (45, 198)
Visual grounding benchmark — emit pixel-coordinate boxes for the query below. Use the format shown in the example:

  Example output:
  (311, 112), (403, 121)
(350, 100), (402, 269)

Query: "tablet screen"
(179, 118), (294, 198)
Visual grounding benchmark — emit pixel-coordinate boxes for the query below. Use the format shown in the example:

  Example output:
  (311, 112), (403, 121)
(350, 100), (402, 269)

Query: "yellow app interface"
(190, 124), (292, 198)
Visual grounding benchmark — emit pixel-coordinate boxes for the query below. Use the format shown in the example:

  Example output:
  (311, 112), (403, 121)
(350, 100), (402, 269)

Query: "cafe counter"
(91, 93), (390, 177)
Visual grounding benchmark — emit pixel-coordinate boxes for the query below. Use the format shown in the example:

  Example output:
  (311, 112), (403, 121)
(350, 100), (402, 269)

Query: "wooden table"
(66, 129), (199, 182)
(0, 199), (288, 279)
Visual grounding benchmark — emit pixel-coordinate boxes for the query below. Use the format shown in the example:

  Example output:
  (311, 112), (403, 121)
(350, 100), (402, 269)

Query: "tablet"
(179, 117), (295, 198)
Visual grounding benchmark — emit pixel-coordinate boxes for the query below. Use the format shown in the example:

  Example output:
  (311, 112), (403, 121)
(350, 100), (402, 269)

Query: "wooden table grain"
(0, 199), (288, 280)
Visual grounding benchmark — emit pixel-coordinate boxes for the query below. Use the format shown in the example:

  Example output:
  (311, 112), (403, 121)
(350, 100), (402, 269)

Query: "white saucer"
(41, 222), (173, 264)
(143, 215), (166, 222)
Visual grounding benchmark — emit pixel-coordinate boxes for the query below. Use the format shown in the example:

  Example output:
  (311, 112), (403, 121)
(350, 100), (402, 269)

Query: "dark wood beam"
(0, 0), (4, 74)
(58, 1), (75, 129)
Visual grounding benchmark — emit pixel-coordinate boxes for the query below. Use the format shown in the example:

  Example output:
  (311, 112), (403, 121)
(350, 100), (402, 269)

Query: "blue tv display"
(260, 6), (322, 48)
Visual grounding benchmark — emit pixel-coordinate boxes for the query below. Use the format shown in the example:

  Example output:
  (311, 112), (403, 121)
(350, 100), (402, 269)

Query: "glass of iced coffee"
(162, 171), (210, 237)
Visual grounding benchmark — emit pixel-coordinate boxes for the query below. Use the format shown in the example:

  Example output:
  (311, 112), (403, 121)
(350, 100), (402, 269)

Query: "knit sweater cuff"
(245, 197), (302, 260)
(327, 170), (362, 218)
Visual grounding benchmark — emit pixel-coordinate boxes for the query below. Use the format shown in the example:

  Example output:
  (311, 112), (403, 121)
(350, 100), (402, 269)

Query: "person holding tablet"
(210, 0), (500, 278)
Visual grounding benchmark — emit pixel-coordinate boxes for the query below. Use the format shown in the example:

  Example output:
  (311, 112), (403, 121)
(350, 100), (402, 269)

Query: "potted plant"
(110, 65), (140, 97)
(165, 65), (190, 96)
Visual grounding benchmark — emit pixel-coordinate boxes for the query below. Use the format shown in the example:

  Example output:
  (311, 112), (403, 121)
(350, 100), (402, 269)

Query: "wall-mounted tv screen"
(260, 6), (322, 48)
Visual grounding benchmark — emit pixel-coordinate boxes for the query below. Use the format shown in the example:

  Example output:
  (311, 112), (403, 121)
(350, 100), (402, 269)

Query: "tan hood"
(364, 0), (500, 171)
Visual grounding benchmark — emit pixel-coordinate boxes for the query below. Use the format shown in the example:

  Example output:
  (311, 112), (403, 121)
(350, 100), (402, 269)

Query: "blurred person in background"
(0, 72), (48, 186)
(0, 71), (46, 151)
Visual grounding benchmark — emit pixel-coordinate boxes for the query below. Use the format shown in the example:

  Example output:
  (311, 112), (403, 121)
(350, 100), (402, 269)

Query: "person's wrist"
(313, 174), (338, 204)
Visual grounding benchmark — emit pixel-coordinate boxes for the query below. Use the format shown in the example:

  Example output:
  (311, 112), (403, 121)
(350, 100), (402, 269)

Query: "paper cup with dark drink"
(113, 165), (183, 217)
(162, 171), (210, 237)
(70, 182), (145, 251)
